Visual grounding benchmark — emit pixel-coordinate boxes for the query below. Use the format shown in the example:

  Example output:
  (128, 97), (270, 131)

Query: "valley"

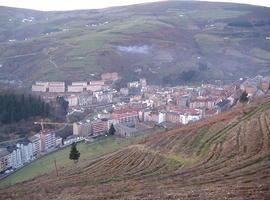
(1, 96), (270, 199)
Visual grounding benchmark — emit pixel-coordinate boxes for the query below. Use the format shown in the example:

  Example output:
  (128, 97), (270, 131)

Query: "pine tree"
(69, 143), (80, 163)
(109, 124), (116, 135)
(239, 91), (249, 103)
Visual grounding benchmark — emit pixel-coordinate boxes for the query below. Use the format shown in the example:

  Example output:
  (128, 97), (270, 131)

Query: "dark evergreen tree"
(0, 93), (50, 124)
(56, 96), (69, 115)
(69, 143), (80, 163)
(239, 91), (249, 103)
(109, 124), (116, 135)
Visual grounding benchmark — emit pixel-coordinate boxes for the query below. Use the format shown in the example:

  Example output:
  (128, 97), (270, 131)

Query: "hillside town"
(1, 72), (269, 175)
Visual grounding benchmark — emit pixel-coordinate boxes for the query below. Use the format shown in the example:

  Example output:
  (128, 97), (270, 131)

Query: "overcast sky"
(0, 0), (269, 11)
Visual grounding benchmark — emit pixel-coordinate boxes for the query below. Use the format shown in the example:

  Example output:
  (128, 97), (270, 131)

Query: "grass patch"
(0, 128), (164, 187)
(166, 153), (198, 166)
(189, 9), (249, 20)
(0, 136), (132, 187)
(250, 48), (270, 60)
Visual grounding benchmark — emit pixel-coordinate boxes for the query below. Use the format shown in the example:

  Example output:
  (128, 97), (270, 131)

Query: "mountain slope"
(0, 1), (270, 86)
(1, 97), (270, 199)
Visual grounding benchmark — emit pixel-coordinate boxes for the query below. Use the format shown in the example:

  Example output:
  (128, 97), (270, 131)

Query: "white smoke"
(117, 45), (150, 54)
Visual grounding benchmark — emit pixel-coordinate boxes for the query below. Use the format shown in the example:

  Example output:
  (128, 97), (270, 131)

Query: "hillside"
(0, 1), (270, 86)
(1, 96), (270, 199)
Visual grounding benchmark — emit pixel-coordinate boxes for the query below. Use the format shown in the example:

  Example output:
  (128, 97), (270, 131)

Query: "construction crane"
(34, 120), (73, 132)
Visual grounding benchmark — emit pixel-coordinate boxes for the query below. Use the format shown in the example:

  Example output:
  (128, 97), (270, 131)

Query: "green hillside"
(0, 1), (270, 86)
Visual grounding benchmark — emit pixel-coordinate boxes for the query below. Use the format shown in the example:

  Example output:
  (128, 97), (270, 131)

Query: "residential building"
(110, 108), (139, 125)
(120, 88), (129, 96)
(101, 72), (119, 81)
(67, 85), (84, 93)
(55, 137), (63, 147)
(78, 93), (93, 107)
(0, 148), (11, 173)
(91, 119), (108, 136)
(66, 95), (79, 107)
(166, 107), (202, 125)
(127, 81), (140, 88)
(114, 124), (138, 137)
(216, 99), (231, 113)
(87, 85), (103, 92)
(48, 82), (65, 93)
(16, 141), (34, 164)
(72, 82), (88, 87)
(40, 131), (56, 152)
(73, 122), (91, 136)
(139, 78), (147, 87)
(28, 134), (41, 157)
(32, 84), (47, 92)
(7, 146), (23, 169)
(189, 97), (215, 109)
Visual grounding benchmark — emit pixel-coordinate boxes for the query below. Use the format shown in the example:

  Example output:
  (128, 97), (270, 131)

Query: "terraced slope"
(1, 97), (270, 199)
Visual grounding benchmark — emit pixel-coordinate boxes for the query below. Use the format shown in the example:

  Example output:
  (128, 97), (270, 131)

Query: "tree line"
(0, 93), (50, 124)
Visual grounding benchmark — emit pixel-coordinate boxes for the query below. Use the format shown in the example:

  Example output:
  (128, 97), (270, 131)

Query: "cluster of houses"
(4, 74), (266, 175)
(240, 75), (270, 97)
(67, 75), (269, 137)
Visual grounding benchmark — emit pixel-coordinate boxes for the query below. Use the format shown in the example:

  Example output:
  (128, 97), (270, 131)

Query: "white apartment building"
(8, 146), (23, 169)
(68, 85), (85, 93)
(16, 142), (34, 164)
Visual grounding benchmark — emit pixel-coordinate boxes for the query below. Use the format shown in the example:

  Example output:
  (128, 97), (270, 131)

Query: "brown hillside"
(1, 97), (270, 199)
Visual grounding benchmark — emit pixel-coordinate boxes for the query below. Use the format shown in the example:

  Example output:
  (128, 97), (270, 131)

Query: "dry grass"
(1, 97), (270, 199)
